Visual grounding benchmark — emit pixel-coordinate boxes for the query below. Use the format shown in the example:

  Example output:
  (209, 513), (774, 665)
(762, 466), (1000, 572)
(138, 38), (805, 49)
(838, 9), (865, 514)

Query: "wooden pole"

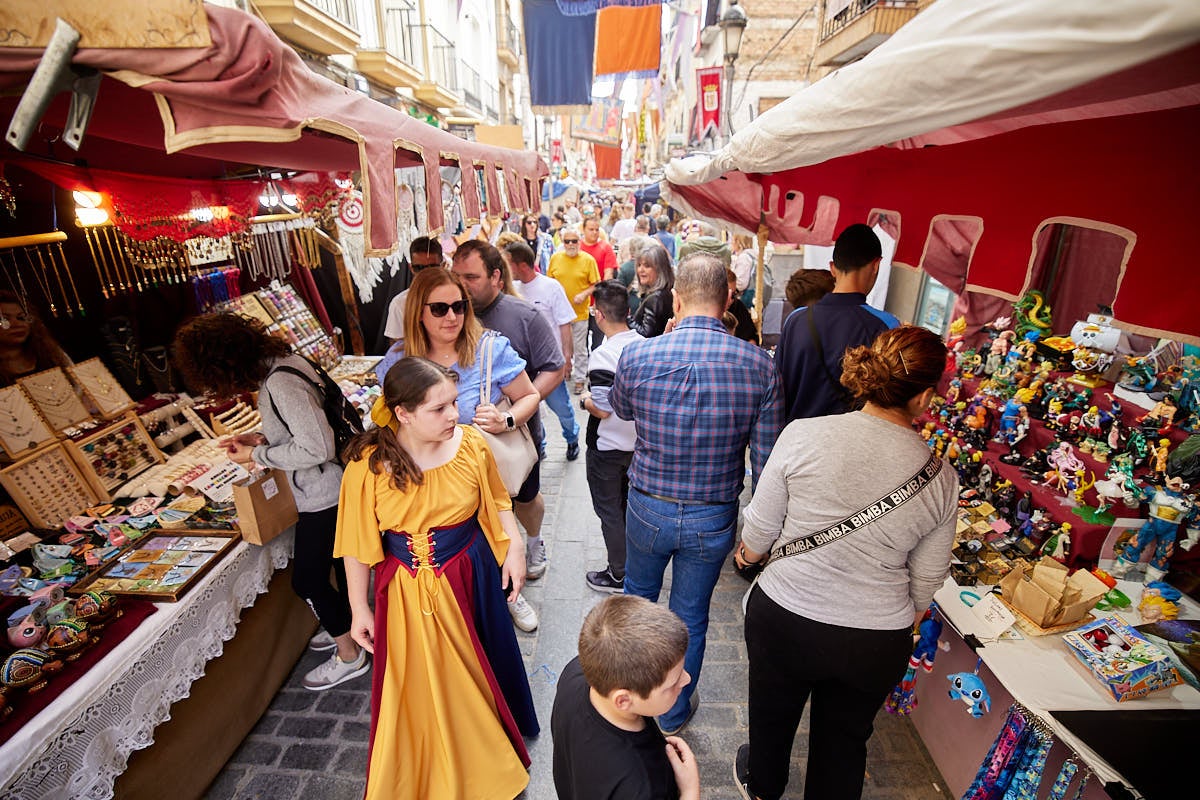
(754, 222), (769, 343)
(312, 228), (366, 356)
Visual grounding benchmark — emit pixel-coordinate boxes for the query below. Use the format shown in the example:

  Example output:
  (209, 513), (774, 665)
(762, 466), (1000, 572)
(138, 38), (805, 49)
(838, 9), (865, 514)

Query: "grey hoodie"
(251, 354), (343, 513)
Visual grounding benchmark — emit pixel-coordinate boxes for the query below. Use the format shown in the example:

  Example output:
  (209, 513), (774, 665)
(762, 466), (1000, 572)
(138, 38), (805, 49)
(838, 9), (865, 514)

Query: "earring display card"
(17, 367), (93, 431)
(0, 385), (56, 460)
(0, 443), (103, 529)
(64, 412), (166, 500)
(69, 357), (135, 419)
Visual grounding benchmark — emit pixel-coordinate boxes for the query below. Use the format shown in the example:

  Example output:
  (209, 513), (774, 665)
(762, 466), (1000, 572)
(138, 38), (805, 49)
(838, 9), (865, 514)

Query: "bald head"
(674, 253), (728, 317)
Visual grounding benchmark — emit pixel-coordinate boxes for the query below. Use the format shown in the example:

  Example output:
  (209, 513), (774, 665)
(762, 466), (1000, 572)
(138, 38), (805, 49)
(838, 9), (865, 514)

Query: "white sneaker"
(526, 538), (548, 581)
(302, 648), (370, 691)
(508, 593), (539, 632)
(308, 629), (337, 652)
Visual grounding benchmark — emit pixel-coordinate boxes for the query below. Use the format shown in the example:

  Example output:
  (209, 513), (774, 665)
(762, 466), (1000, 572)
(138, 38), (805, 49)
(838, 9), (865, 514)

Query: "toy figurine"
(1138, 397), (1178, 436)
(947, 671), (991, 718)
(1109, 474), (1195, 583)
(1013, 290), (1053, 341)
(1150, 439), (1171, 483)
(1126, 428), (1150, 468)
(1041, 523), (1072, 563)
(1079, 406), (1103, 439)
(1119, 354), (1159, 392)
(1139, 582), (1182, 622)
(886, 607), (944, 716)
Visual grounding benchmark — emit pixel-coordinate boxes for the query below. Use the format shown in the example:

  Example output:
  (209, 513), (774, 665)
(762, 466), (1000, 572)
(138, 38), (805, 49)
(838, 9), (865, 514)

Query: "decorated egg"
(44, 617), (90, 658)
(1, 648), (64, 692)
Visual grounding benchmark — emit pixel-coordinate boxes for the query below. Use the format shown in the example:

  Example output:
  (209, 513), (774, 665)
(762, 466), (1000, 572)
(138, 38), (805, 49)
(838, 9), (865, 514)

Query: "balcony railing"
(462, 63), (484, 116)
(821, 0), (916, 41)
(506, 18), (521, 56)
(304, 0), (358, 31)
(380, 2), (422, 68)
(421, 24), (459, 93)
(485, 82), (499, 123)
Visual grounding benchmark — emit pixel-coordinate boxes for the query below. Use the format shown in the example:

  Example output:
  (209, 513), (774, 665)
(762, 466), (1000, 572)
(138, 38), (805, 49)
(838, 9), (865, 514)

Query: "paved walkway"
(204, 405), (951, 800)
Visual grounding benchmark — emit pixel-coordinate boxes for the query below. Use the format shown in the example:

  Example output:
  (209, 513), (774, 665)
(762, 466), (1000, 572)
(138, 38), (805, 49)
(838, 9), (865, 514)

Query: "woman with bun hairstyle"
(731, 326), (958, 800)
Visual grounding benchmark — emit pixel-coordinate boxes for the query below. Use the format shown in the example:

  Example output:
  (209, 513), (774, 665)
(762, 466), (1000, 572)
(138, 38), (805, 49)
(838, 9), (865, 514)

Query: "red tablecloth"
(0, 599), (158, 744)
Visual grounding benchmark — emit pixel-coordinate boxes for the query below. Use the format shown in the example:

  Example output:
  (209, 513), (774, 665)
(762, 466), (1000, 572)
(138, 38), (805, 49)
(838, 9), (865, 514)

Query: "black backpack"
(266, 358), (364, 464)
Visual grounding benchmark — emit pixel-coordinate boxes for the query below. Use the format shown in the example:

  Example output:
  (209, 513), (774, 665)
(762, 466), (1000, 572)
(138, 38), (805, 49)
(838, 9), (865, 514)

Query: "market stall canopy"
(0, 4), (548, 255)
(662, 0), (1200, 343)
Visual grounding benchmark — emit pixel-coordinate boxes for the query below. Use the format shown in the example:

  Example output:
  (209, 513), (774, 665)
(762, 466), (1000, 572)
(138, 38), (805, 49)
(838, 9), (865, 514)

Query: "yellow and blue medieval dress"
(334, 425), (538, 800)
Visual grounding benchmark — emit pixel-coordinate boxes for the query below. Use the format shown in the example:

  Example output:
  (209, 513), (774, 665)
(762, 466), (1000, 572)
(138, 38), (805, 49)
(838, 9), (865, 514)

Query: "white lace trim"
(0, 531), (294, 800)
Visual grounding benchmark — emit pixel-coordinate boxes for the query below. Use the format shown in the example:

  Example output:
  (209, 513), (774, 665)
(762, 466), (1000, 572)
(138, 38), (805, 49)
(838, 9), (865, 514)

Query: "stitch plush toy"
(948, 671), (991, 718)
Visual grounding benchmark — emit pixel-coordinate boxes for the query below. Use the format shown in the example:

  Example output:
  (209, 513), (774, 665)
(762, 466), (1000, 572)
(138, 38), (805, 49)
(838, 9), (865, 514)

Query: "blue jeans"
(623, 488), (737, 729)
(542, 381), (579, 445)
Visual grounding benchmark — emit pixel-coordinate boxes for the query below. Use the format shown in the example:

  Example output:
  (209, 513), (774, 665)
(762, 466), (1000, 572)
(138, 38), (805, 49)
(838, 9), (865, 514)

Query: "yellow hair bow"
(370, 395), (398, 432)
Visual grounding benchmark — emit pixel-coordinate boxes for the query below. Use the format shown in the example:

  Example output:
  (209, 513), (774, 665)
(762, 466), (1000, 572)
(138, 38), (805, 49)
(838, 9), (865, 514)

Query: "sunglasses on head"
(425, 300), (468, 317)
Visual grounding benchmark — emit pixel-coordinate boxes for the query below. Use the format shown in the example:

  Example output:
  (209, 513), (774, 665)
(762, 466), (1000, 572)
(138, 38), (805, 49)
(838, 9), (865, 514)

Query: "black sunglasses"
(562, 238), (580, 244)
(425, 300), (468, 317)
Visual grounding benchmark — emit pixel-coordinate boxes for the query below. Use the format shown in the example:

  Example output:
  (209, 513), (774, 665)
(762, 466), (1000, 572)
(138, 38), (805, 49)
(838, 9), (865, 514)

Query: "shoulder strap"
(805, 306), (857, 410)
(480, 332), (494, 406)
(766, 451), (943, 566)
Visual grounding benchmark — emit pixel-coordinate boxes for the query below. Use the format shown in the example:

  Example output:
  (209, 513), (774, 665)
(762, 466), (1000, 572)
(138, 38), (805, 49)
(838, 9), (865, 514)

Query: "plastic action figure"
(1041, 523), (1072, 563)
(1110, 474), (1196, 583)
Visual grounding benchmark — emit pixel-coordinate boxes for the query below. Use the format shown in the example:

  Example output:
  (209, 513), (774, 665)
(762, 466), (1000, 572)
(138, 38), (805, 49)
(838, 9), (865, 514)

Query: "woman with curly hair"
(173, 313), (367, 691)
(732, 326), (958, 800)
(336, 356), (537, 799)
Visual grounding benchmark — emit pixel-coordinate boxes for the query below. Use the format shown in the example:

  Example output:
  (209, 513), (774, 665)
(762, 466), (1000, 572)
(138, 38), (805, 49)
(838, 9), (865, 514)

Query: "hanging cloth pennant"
(556, 0), (661, 14)
(525, 0), (596, 114)
(594, 4), (662, 79)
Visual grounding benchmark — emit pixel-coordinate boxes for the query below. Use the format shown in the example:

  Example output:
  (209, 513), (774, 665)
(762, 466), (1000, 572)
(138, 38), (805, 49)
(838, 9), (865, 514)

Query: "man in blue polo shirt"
(775, 224), (900, 421)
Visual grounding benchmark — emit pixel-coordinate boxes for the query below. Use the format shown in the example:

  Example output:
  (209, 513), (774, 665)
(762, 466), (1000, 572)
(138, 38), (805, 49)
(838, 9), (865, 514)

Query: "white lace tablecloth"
(0, 529), (294, 800)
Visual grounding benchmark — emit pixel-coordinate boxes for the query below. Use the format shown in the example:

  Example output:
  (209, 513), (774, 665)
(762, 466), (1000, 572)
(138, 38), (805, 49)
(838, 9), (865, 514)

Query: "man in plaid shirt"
(610, 252), (783, 735)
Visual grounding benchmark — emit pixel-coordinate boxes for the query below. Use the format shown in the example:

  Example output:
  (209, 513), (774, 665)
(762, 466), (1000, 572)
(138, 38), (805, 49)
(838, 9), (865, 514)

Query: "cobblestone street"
(204, 405), (950, 800)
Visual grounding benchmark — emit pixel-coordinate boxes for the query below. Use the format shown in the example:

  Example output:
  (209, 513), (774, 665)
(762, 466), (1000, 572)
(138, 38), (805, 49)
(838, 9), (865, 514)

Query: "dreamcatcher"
(335, 190), (384, 303)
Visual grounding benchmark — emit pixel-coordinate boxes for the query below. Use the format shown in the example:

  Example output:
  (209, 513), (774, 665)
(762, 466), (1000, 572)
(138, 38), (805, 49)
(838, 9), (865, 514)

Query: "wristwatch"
(504, 412), (516, 430)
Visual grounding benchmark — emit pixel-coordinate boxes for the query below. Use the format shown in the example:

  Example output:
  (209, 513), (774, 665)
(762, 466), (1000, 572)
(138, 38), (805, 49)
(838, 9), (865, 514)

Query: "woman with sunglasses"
(374, 269), (541, 468)
(520, 213), (555, 274)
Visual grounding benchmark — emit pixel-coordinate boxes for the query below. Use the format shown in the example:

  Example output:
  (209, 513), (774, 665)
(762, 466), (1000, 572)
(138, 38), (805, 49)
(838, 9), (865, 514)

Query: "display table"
(910, 577), (1200, 798)
(0, 530), (298, 800)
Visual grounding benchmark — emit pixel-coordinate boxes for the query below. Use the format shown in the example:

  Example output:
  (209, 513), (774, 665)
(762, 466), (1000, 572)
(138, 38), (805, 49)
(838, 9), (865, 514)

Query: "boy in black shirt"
(552, 595), (700, 800)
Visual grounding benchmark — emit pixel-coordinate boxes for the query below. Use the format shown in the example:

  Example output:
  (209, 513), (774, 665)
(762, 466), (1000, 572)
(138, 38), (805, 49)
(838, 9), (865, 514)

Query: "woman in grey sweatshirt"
(174, 313), (367, 692)
(732, 326), (958, 800)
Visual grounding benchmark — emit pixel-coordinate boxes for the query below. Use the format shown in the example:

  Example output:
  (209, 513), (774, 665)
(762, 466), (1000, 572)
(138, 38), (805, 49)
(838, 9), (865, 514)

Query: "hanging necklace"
(0, 386), (41, 443)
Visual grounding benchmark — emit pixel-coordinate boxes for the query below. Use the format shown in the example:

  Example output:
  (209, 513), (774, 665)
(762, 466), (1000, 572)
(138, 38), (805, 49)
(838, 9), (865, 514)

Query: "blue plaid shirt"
(611, 316), (783, 503)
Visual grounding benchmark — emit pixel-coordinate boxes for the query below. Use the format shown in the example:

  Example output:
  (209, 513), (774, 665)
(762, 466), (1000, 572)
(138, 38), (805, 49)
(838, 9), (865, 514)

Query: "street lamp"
(719, 0), (748, 139)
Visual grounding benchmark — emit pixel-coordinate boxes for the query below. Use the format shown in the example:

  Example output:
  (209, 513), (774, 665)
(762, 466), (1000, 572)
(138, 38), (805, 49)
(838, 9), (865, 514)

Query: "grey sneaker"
(734, 743), (753, 800)
(302, 648), (370, 691)
(508, 593), (539, 632)
(586, 567), (624, 594)
(308, 629), (337, 652)
(526, 537), (548, 581)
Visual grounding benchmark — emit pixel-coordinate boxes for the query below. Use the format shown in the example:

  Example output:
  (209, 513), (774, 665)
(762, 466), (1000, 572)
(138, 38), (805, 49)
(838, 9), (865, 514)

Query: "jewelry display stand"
(0, 443), (103, 528)
(63, 412), (166, 501)
(70, 357), (136, 419)
(210, 401), (262, 437)
(17, 367), (93, 431)
(0, 385), (56, 460)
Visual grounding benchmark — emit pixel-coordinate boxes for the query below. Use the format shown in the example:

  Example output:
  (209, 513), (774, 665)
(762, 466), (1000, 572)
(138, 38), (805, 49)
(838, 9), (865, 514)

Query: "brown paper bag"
(232, 468), (298, 545)
(1053, 568), (1110, 626)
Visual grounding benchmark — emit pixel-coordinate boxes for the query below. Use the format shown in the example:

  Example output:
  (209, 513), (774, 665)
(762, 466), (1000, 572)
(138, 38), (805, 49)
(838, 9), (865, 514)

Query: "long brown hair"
(0, 290), (72, 385)
(841, 325), (947, 409)
(402, 269), (481, 367)
(343, 357), (458, 490)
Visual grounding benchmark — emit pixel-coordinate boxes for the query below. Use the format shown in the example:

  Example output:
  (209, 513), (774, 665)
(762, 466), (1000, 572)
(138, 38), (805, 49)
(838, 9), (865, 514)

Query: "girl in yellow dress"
(335, 356), (538, 800)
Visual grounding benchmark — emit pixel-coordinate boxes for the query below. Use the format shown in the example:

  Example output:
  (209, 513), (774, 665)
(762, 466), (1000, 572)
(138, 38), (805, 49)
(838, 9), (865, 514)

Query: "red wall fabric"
(593, 145), (622, 180)
(670, 105), (1200, 343)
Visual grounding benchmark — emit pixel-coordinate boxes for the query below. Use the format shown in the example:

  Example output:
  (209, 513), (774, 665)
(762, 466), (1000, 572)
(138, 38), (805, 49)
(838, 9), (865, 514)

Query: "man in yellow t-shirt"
(549, 232), (601, 393)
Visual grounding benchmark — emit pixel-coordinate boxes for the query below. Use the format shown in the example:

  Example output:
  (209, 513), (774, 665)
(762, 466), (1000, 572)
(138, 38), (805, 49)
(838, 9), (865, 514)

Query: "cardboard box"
(1063, 617), (1182, 701)
(232, 468), (298, 545)
(999, 557), (1109, 628)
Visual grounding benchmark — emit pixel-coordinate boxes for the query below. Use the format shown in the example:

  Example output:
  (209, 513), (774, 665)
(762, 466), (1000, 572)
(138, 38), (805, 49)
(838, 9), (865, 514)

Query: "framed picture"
(71, 531), (240, 602)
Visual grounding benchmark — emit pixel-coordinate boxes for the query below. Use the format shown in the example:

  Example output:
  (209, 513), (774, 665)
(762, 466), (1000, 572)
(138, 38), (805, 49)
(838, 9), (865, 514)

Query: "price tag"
(262, 477), (279, 500)
(971, 593), (1016, 640)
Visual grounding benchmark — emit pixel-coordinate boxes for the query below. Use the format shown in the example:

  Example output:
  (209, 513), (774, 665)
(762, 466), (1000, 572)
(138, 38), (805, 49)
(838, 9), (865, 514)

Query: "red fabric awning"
(0, 4), (547, 256)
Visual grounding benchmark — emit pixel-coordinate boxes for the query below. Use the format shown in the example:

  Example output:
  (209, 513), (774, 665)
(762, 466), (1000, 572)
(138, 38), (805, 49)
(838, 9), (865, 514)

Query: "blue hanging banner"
(525, 0), (596, 114)
(555, 0), (661, 14)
